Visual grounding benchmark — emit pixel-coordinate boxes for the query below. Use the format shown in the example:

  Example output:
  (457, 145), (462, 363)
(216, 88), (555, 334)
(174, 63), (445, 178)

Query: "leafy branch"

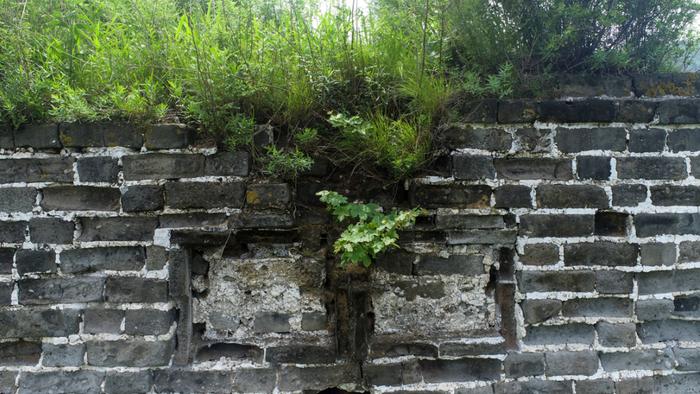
(317, 190), (421, 267)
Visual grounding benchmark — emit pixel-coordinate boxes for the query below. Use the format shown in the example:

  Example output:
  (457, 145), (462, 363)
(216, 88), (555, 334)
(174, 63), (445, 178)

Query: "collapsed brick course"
(2, 73), (700, 393)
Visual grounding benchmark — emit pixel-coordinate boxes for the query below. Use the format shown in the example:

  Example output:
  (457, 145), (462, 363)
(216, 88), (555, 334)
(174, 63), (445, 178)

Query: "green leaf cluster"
(317, 190), (421, 267)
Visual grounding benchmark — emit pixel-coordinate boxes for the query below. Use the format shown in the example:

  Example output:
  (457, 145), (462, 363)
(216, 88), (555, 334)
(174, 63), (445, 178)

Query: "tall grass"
(0, 0), (697, 179)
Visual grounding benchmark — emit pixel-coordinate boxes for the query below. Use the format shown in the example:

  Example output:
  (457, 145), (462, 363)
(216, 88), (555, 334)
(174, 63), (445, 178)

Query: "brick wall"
(1, 74), (700, 393)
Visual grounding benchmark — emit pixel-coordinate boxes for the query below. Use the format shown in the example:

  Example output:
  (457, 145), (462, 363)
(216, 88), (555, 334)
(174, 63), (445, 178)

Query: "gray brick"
(231, 368), (276, 393)
(121, 185), (164, 212)
(158, 212), (228, 228)
(105, 371), (152, 394)
(652, 185), (700, 206)
(442, 125), (512, 151)
(576, 156), (611, 180)
(18, 277), (104, 304)
(266, 345), (336, 364)
(125, 309), (174, 335)
(0, 188), (36, 212)
(521, 299), (562, 324)
(19, 370), (104, 394)
(153, 370), (233, 393)
(617, 157), (687, 180)
(600, 349), (674, 371)
(452, 155), (495, 180)
(595, 270), (634, 294)
(61, 246), (145, 274)
(494, 185), (532, 208)
(629, 128), (667, 152)
(411, 184), (492, 208)
(536, 185), (608, 208)
(165, 182), (245, 209)
(438, 342), (504, 357)
(146, 246), (168, 270)
(612, 184), (647, 206)
(635, 213), (700, 237)
(504, 352), (544, 377)
(494, 158), (572, 180)
(523, 324), (595, 345)
(15, 249), (55, 275)
(195, 343), (263, 363)
(301, 312), (326, 331)
(83, 309), (124, 334)
(0, 221), (27, 243)
(575, 379), (615, 394)
(41, 343), (85, 367)
(419, 358), (502, 383)
(29, 218), (74, 244)
(654, 372), (700, 393)
(636, 299), (674, 321)
(369, 342), (437, 358)
(447, 229), (516, 245)
(668, 128), (700, 151)
(204, 151), (250, 176)
(657, 99), (700, 124)
(105, 277), (168, 303)
(520, 244), (559, 266)
(518, 271), (595, 292)
(60, 122), (142, 148)
(0, 157), (74, 183)
(0, 248), (13, 274)
(674, 348), (700, 371)
(597, 322), (637, 347)
(680, 241), (700, 263)
(641, 243), (677, 265)
(434, 214), (505, 229)
(77, 156), (119, 183)
(122, 153), (204, 180)
(0, 308), (80, 338)
(538, 100), (616, 123)
(0, 282), (11, 304)
(278, 364), (360, 391)
(498, 99), (537, 123)
(365, 360), (421, 386)
(562, 297), (632, 317)
(0, 340), (41, 366)
(254, 312), (290, 333)
(144, 124), (195, 149)
(545, 350), (599, 376)
(78, 217), (158, 241)
(674, 293), (700, 316)
(564, 242), (638, 267)
(637, 268), (700, 294)
(519, 214), (594, 237)
(41, 186), (120, 211)
(638, 320), (700, 343)
(556, 127), (626, 152)
(245, 183), (290, 209)
(0, 371), (16, 394)
(0, 127), (13, 149)
(616, 377), (654, 394)
(14, 123), (60, 148)
(494, 379), (573, 394)
(415, 254), (483, 275)
(87, 339), (174, 367)
(514, 127), (552, 152)
(594, 211), (629, 236)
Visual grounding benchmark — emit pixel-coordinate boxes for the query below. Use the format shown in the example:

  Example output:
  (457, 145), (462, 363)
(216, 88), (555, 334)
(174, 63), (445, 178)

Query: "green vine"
(317, 190), (421, 267)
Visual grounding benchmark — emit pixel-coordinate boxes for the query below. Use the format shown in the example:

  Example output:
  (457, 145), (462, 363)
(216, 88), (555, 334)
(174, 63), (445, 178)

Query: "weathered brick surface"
(3, 90), (700, 392)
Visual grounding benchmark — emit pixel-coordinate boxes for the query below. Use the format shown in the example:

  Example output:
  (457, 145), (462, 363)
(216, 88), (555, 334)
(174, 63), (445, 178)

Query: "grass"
(0, 0), (698, 180)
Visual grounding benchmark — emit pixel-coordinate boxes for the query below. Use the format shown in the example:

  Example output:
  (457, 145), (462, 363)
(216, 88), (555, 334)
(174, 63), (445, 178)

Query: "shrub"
(317, 190), (421, 267)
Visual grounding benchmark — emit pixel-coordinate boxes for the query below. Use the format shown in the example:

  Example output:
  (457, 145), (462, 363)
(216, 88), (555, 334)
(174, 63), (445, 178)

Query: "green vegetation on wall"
(1, 0), (698, 179)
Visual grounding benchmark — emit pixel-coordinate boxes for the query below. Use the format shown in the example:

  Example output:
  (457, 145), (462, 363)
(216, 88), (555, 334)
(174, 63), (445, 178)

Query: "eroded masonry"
(2, 74), (700, 393)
